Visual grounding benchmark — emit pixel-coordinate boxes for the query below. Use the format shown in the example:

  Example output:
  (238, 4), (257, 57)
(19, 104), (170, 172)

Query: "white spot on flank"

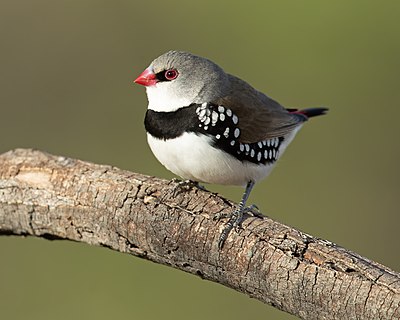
(258, 142), (263, 148)
(204, 126), (208, 130)
(204, 117), (211, 125)
(219, 113), (225, 121)
(202, 102), (208, 108)
(257, 152), (262, 162)
(223, 127), (230, 138)
(269, 150), (273, 159)
(232, 114), (239, 124)
(264, 150), (268, 159)
(199, 109), (206, 119)
(234, 128), (240, 138)
(230, 140), (235, 146)
(226, 109), (232, 117)
(218, 106), (225, 113)
(239, 143), (244, 152)
(250, 149), (255, 157)
(245, 144), (250, 152)
(216, 134), (220, 139)
(211, 111), (218, 125)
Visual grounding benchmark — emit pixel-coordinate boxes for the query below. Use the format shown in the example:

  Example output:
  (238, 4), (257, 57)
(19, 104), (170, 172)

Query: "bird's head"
(135, 51), (229, 112)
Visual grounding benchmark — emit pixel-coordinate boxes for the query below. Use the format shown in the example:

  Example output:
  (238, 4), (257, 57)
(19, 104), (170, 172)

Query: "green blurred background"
(1, 1), (399, 319)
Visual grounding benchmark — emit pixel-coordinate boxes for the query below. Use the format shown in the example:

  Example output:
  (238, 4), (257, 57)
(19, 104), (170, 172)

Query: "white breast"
(147, 132), (299, 186)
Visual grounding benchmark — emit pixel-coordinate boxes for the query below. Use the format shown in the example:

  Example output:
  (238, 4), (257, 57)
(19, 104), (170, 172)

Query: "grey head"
(145, 51), (230, 111)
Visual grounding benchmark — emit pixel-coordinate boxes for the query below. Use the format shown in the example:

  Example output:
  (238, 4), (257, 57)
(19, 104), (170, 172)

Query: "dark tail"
(288, 107), (329, 119)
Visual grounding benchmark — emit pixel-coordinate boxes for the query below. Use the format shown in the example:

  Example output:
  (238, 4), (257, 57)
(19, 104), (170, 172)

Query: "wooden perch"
(0, 149), (399, 319)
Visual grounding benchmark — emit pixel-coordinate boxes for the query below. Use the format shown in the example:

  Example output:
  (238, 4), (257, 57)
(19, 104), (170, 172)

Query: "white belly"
(147, 132), (298, 186)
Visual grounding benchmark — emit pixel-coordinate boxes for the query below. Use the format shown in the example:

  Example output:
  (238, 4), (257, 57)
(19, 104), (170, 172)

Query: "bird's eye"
(164, 69), (178, 81)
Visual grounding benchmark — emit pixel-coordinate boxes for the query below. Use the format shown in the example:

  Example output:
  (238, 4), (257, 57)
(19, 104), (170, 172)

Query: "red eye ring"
(164, 69), (178, 81)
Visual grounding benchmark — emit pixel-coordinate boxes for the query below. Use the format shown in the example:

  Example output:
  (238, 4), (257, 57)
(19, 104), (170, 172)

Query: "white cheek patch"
(146, 84), (192, 112)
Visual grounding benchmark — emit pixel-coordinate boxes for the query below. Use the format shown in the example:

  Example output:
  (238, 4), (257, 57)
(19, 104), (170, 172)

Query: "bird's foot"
(214, 204), (262, 221)
(171, 179), (207, 196)
(217, 204), (263, 249)
(242, 204), (264, 219)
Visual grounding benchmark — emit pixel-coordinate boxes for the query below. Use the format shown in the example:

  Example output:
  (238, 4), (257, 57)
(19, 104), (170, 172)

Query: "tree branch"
(0, 149), (399, 319)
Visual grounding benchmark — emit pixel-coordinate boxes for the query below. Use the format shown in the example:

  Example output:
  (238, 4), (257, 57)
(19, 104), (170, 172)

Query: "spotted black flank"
(144, 103), (284, 165)
(194, 103), (284, 165)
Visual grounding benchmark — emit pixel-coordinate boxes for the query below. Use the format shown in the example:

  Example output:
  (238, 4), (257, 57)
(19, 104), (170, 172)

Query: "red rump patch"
(288, 108), (328, 119)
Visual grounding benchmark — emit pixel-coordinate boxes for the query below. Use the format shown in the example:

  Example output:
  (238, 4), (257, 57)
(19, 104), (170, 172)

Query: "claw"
(213, 211), (228, 221)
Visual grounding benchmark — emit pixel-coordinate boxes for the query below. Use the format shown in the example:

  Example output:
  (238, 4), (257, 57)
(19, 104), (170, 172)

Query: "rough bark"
(0, 148), (399, 319)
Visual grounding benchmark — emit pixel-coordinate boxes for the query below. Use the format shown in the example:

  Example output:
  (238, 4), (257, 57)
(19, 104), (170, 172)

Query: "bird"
(134, 50), (328, 249)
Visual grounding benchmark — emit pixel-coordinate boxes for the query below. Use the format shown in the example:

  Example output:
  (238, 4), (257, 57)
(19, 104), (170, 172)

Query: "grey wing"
(215, 75), (306, 143)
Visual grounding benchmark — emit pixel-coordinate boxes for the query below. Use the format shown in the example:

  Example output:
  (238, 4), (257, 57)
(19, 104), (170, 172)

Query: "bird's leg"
(218, 180), (255, 249)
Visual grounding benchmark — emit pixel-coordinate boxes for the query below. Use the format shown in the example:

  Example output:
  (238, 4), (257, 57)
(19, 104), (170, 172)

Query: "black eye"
(164, 69), (178, 81)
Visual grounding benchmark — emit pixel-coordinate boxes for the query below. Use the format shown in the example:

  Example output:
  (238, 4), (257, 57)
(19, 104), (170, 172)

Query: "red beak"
(134, 68), (157, 86)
